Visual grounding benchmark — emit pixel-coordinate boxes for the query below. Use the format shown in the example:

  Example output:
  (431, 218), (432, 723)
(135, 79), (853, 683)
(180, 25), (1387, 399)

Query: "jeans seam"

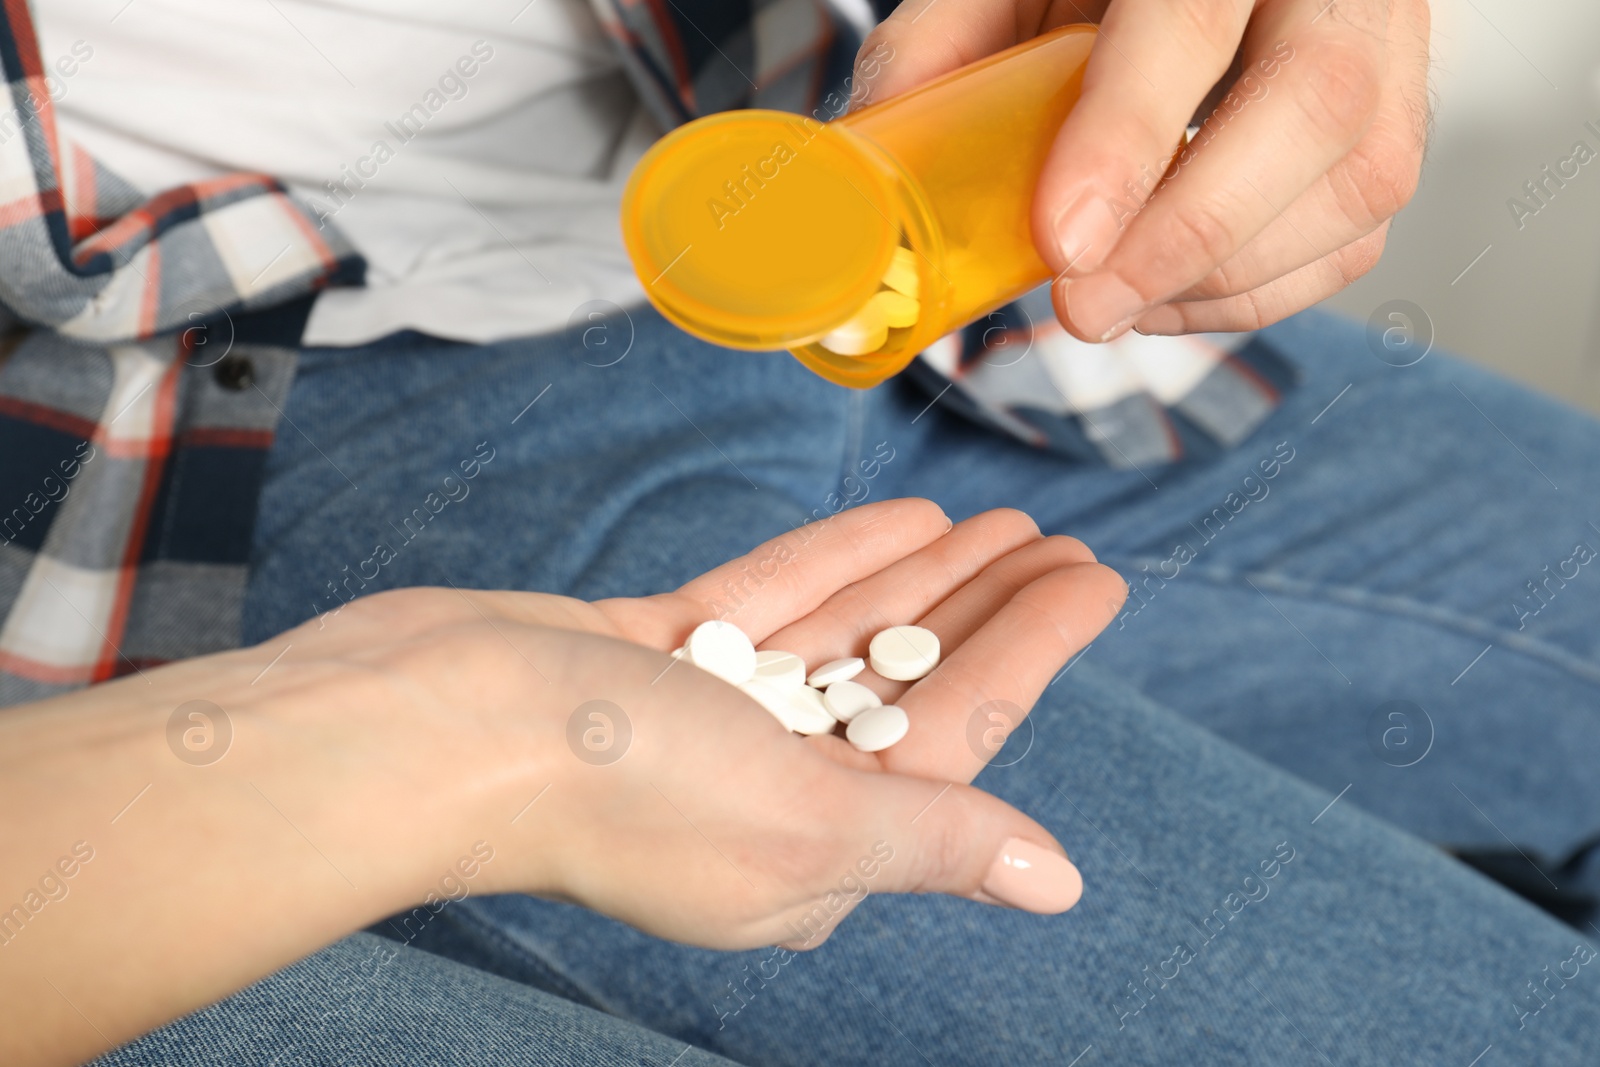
(1102, 555), (1600, 688)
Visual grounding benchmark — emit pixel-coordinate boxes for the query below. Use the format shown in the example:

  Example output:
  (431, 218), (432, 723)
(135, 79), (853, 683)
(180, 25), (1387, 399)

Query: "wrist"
(233, 625), (576, 903)
(0, 648), (484, 1060)
(219, 644), (531, 907)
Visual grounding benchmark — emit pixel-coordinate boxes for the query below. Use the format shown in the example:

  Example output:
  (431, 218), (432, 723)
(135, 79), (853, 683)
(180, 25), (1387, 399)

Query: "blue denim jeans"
(102, 309), (1600, 1064)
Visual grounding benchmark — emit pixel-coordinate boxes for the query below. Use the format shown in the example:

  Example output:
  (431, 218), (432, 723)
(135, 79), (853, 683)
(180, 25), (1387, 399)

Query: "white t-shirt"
(37, 0), (657, 345)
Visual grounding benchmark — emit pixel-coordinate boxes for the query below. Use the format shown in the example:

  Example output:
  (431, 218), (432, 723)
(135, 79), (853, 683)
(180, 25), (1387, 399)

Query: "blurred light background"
(1324, 0), (1600, 410)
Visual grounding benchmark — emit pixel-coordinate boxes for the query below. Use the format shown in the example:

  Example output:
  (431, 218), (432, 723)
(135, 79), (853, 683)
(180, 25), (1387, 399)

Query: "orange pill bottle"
(620, 24), (1096, 388)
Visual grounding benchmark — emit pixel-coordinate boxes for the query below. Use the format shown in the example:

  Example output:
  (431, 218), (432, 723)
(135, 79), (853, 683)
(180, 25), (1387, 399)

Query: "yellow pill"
(869, 289), (919, 328)
(880, 246), (920, 299)
(819, 298), (889, 356)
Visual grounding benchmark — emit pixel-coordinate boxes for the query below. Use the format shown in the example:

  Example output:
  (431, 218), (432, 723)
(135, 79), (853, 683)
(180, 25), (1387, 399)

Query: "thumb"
(873, 776), (1083, 913)
(777, 773), (1083, 950)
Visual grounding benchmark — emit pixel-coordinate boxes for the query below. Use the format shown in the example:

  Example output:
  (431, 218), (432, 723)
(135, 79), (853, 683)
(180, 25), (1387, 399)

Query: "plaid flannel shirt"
(0, 0), (1293, 705)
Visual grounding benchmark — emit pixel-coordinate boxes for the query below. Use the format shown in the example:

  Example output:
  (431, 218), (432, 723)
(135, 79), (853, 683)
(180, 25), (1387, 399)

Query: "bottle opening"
(621, 110), (902, 351)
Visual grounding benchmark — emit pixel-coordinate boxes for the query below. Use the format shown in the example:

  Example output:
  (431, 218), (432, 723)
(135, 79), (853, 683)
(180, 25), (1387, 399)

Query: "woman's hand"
(857, 0), (1430, 340)
(0, 498), (1122, 1064)
(298, 498), (1125, 949)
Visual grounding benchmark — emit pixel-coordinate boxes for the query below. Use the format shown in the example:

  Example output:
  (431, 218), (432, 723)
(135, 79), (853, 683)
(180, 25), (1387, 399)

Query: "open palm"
(272, 499), (1125, 948)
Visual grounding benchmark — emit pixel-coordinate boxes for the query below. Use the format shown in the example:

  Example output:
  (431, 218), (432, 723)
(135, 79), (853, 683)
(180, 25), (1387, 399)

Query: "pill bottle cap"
(621, 110), (900, 350)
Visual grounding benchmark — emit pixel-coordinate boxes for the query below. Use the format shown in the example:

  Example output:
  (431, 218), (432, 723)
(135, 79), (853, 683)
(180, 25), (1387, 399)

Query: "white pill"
(823, 679), (882, 723)
(807, 657), (864, 688)
(880, 246), (920, 299)
(752, 650), (806, 690)
(686, 619), (757, 685)
(869, 289), (919, 329)
(818, 298), (888, 357)
(846, 704), (909, 752)
(670, 646), (686, 659)
(785, 685), (839, 735)
(868, 625), (940, 682)
(740, 680), (836, 735)
(740, 680), (799, 729)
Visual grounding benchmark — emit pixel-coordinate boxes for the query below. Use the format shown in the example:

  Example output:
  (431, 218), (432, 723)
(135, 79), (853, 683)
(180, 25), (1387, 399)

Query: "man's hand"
(858, 0), (1430, 340)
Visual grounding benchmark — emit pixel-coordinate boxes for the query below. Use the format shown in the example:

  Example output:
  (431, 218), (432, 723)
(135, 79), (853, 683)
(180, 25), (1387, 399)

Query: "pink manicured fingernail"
(1052, 193), (1119, 274)
(982, 838), (1083, 914)
(1066, 274), (1146, 343)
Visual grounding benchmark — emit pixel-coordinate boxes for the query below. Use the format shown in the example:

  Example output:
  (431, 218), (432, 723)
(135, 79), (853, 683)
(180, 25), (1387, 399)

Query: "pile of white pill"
(818, 246), (920, 357)
(672, 619), (940, 752)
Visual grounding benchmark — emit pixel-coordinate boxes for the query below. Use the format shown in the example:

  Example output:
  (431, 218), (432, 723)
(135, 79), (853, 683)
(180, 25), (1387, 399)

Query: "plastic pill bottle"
(619, 24), (1096, 388)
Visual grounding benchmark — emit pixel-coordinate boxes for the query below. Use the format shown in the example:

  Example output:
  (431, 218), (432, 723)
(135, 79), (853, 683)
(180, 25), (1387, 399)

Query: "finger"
(1133, 224), (1388, 334)
(760, 508), (1046, 666)
(465, 499), (948, 650)
(1058, 0), (1392, 342)
(653, 498), (951, 644)
(1175, 41), (1427, 300)
(1171, 160), (1394, 300)
(907, 535), (1100, 655)
(772, 773), (1082, 949)
(1032, 0), (1254, 277)
(840, 534), (1103, 708)
(884, 561), (1126, 780)
(852, 0), (1104, 106)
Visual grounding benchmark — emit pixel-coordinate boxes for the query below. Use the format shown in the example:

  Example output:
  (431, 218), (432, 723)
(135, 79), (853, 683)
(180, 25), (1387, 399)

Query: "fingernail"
(1066, 275), (1146, 343)
(1052, 193), (1118, 274)
(1133, 305), (1183, 335)
(1050, 274), (1074, 333)
(982, 838), (1082, 914)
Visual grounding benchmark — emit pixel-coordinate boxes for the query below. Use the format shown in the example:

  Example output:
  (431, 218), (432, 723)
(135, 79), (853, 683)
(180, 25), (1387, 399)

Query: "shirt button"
(213, 354), (255, 391)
